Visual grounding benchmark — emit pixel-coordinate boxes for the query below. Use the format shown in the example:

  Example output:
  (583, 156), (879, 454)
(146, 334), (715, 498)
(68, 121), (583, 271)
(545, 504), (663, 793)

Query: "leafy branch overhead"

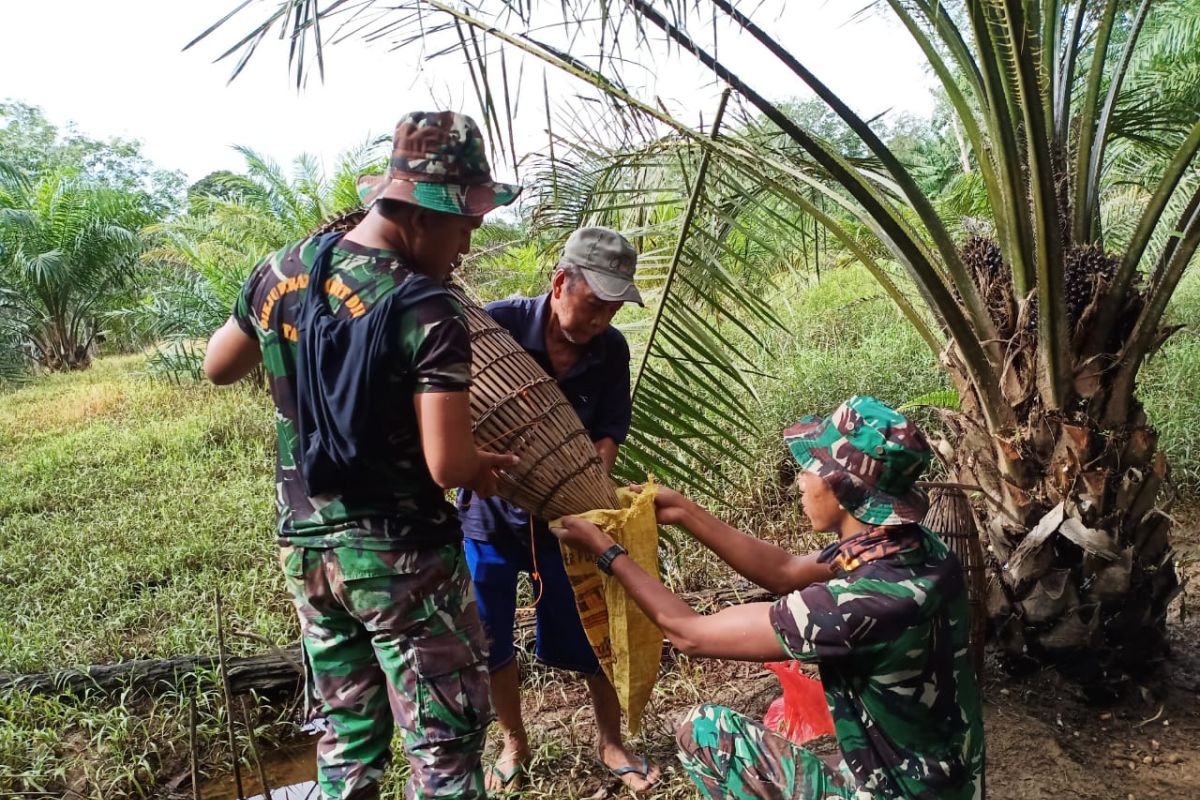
(195, 0), (1200, 684)
(194, 0), (1198, 482)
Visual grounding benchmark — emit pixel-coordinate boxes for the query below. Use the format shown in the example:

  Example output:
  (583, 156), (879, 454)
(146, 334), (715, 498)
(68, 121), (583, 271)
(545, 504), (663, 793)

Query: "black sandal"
(596, 754), (657, 791)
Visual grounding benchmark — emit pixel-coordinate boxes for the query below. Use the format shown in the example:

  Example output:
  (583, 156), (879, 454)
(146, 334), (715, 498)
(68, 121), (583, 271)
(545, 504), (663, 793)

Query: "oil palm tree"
(196, 0), (1200, 691)
(0, 164), (151, 373)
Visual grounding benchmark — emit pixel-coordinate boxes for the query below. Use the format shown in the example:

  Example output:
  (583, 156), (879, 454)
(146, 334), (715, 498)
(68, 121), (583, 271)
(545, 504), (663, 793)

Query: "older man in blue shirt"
(457, 227), (659, 792)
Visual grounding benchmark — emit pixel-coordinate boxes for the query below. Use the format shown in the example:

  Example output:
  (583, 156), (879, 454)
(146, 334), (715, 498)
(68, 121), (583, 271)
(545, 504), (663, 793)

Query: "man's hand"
(594, 437), (618, 474)
(464, 450), (520, 498)
(630, 482), (695, 526)
(549, 516), (615, 557)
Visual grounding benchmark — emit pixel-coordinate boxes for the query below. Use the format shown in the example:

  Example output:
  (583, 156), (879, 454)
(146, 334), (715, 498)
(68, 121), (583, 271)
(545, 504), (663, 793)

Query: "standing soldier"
(203, 111), (519, 800)
(457, 228), (661, 793)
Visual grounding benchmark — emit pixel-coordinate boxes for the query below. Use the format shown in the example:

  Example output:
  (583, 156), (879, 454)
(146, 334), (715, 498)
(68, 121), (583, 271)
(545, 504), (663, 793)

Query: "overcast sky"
(0, 1), (937, 184)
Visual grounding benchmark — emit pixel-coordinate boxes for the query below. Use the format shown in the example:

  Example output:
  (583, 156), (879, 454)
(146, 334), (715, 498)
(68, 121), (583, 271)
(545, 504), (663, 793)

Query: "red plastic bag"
(762, 661), (835, 744)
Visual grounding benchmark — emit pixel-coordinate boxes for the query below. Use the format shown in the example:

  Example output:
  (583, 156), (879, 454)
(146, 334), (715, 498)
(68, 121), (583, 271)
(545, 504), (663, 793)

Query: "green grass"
(1140, 268), (1200, 492)
(0, 356), (302, 797)
(0, 677), (295, 797)
(0, 356), (288, 674)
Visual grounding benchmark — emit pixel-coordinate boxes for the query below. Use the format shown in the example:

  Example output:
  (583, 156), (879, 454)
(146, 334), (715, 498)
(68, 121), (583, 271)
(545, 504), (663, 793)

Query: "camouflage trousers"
(677, 704), (861, 800)
(280, 542), (494, 800)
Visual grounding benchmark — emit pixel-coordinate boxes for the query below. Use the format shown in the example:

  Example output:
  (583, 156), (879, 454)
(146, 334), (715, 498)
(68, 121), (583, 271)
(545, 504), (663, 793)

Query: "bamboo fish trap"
(314, 209), (619, 518)
(922, 487), (987, 676)
(449, 284), (620, 517)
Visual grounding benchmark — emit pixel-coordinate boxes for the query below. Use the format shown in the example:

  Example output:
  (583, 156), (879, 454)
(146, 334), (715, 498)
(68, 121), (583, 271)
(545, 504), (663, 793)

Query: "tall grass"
(0, 356), (297, 797)
(0, 356), (287, 674)
(1140, 269), (1200, 493)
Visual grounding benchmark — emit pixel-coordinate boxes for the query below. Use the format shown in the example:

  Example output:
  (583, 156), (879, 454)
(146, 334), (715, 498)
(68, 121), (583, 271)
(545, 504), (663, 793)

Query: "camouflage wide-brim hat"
(784, 395), (933, 526)
(358, 111), (521, 216)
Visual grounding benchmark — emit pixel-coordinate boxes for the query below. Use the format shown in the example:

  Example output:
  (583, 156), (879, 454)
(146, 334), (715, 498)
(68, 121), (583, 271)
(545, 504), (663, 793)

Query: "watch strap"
(596, 544), (627, 575)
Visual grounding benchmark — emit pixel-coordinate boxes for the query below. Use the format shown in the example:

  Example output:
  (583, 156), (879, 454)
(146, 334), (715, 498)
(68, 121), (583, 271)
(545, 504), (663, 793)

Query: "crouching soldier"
(552, 396), (985, 800)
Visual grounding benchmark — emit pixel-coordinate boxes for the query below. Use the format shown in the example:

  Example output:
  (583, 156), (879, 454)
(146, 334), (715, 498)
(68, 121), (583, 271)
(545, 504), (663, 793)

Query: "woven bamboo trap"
(315, 208), (619, 518)
(923, 487), (987, 676)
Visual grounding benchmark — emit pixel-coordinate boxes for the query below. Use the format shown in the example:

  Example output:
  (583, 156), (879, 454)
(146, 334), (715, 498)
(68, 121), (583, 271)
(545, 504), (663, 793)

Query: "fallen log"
(0, 648), (305, 697)
(0, 584), (774, 698)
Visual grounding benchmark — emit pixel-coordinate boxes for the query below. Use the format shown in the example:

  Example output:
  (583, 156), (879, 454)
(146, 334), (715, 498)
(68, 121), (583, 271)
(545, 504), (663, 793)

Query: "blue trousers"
(463, 536), (601, 674)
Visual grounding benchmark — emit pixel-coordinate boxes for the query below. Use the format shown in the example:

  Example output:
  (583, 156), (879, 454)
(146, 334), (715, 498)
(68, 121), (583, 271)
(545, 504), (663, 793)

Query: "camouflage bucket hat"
(784, 395), (932, 526)
(358, 111), (521, 216)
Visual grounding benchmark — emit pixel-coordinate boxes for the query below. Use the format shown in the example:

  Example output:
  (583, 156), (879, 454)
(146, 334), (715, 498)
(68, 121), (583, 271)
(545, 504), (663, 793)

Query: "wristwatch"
(596, 544), (627, 575)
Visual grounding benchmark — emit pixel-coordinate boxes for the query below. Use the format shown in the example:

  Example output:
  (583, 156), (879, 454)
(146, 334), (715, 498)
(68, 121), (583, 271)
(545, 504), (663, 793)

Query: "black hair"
(375, 198), (417, 222)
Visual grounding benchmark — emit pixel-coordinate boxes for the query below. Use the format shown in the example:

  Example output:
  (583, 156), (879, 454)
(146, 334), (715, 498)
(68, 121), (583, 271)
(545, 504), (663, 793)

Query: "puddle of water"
(200, 741), (319, 800)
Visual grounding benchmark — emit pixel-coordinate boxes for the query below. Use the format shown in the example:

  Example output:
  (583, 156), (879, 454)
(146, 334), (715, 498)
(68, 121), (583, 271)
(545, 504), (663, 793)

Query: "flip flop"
(596, 755), (657, 791)
(487, 761), (526, 793)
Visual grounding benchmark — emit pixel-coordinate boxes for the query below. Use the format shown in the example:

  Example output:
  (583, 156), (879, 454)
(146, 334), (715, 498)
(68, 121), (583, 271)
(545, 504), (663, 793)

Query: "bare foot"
(597, 741), (661, 792)
(486, 738), (531, 793)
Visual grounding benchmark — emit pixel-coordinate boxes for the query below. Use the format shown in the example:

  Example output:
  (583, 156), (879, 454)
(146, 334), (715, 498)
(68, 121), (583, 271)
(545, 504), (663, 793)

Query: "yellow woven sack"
(557, 480), (662, 735)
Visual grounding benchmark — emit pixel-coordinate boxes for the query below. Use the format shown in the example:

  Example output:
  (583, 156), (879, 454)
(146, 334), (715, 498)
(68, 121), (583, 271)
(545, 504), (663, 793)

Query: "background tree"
(0, 165), (154, 372)
(0, 101), (189, 379)
(201, 0), (1200, 692)
(0, 101), (185, 215)
(137, 141), (386, 379)
(186, 169), (246, 211)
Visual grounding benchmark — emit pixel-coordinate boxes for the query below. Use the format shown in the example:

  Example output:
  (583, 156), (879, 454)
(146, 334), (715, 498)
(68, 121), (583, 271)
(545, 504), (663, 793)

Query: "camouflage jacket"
(769, 524), (985, 799)
(233, 235), (472, 550)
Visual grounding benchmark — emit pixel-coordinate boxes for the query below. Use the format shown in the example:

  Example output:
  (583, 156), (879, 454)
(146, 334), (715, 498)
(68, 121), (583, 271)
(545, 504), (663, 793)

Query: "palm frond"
(141, 139), (370, 381)
(0, 167), (151, 371)
(191, 0), (1200, 496)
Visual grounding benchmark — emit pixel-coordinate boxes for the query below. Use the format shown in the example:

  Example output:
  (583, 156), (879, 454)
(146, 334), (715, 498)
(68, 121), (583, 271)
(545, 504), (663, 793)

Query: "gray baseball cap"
(558, 226), (643, 305)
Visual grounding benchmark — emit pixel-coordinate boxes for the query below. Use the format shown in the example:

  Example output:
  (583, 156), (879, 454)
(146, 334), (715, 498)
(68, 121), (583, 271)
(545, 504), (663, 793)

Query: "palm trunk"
(947, 238), (1180, 698)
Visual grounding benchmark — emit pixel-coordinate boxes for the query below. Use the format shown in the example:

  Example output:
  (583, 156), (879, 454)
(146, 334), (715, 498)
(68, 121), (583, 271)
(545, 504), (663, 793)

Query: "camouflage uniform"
(232, 111), (520, 800)
(279, 544), (490, 798)
(677, 397), (985, 800)
(678, 704), (855, 800)
(235, 234), (490, 799)
(235, 235), (475, 551)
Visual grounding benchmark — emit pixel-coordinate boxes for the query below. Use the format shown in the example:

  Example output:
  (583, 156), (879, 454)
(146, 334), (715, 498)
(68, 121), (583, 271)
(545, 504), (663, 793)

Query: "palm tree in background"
(197, 0), (1200, 692)
(0, 164), (151, 374)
